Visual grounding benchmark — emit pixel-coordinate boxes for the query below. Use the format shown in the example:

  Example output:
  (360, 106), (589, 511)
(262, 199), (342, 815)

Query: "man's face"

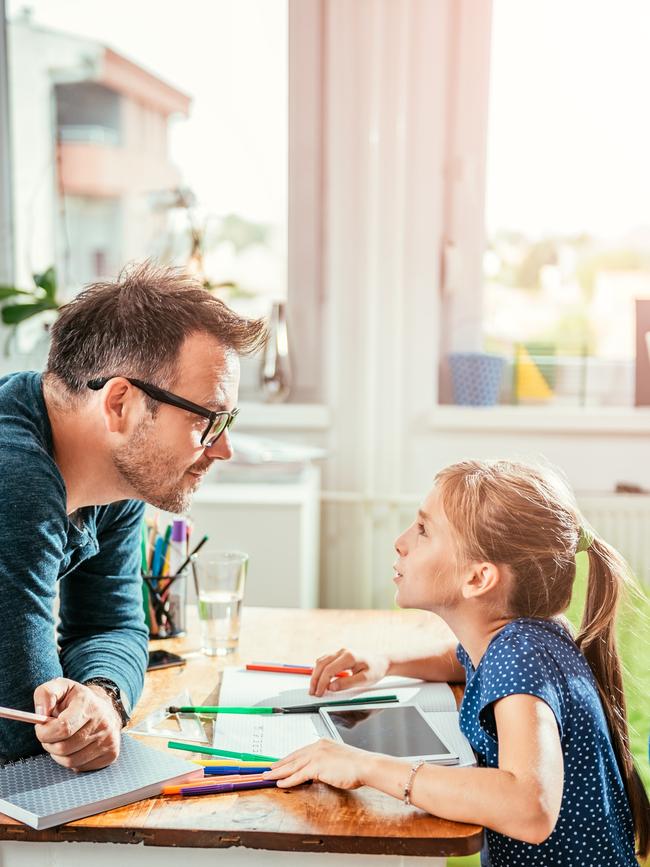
(112, 332), (239, 513)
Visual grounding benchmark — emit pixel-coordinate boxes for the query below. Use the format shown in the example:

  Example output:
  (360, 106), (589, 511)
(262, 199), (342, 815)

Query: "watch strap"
(84, 677), (131, 727)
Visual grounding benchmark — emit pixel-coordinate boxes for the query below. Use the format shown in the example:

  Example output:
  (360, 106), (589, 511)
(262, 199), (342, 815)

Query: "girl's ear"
(461, 561), (503, 600)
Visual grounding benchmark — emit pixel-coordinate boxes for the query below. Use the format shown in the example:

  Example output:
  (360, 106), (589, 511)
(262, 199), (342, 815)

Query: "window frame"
(0, 0), (14, 285)
(1, 2), (326, 406)
(286, 0), (325, 404)
(435, 0), (649, 423)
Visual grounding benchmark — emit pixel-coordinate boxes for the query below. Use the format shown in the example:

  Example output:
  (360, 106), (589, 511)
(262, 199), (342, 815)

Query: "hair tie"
(577, 526), (595, 553)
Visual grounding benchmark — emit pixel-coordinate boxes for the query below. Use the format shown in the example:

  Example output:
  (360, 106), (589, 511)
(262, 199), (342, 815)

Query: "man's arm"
(33, 500), (149, 771)
(0, 449), (68, 760)
(57, 498), (149, 715)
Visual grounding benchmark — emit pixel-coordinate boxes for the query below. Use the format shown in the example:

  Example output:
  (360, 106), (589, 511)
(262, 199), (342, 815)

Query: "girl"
(264, 460), (650, 865)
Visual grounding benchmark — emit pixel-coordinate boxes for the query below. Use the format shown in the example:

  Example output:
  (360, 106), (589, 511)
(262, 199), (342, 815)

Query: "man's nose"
(203, 428), (233, 461)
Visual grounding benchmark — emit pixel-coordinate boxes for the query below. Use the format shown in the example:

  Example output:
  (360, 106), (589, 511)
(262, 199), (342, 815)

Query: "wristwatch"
(84, 677), (131, 727)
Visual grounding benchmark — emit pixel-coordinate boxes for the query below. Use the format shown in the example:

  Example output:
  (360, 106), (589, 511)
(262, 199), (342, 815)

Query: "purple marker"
(179, 779), (278, 796)
(170, 520), (188, 571)
(167, 519), (188, 634)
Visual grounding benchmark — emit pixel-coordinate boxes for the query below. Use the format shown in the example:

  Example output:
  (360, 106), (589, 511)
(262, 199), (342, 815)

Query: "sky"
(486, 0), (650, 239)
(7, 0), (287, 225)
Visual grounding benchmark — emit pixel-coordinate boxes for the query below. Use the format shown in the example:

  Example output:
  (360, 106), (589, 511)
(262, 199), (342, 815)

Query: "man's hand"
(33, 677), (122, 771)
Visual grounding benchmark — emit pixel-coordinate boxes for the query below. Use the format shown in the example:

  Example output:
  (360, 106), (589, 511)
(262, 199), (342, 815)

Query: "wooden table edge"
(0, 822), (484, 856)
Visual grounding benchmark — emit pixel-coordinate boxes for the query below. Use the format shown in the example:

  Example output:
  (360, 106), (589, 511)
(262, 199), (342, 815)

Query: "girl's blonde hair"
(435, 459), (650, 858)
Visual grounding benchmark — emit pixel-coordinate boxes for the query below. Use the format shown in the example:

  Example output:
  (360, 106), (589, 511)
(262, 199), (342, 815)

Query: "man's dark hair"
(46, 261), (267, 394)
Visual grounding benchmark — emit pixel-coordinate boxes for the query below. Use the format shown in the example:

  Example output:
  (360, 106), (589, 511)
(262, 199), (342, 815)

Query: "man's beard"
(112, 421), (199, 513)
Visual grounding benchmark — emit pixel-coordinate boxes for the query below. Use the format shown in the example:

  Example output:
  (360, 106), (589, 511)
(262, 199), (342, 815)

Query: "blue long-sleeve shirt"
(0, 371), (148, 760)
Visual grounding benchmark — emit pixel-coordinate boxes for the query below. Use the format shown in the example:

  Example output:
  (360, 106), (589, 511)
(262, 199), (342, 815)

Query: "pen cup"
(193, 551), (248, 656)
(142, 571), (188, 639)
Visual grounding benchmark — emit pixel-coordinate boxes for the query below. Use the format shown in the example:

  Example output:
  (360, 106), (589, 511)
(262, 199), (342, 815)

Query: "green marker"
(140, 523), (151, 630)
(168, 706), (275, 715)
(167, 695), (399, 716)
(168, 741), (279, 763)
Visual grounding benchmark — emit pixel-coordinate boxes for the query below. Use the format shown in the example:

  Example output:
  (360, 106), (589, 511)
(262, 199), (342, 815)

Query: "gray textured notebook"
(0, 734), (200, 829)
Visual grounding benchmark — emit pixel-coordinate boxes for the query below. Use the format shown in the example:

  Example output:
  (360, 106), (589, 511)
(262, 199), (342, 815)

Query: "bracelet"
(403, 759), (425, 806)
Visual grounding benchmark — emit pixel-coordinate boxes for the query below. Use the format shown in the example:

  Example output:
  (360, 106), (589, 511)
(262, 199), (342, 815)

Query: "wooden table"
(0, 608), (483, 865)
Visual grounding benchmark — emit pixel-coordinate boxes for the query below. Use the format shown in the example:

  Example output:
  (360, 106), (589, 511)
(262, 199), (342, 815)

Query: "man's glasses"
(87, 377), (239, 448)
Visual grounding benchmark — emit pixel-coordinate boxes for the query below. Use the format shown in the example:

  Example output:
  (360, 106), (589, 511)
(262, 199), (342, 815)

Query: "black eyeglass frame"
(87, 376), (239, 447)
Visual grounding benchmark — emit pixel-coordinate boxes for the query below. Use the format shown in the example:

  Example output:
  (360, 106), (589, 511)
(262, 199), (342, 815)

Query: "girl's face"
(392, 486), (464, 612)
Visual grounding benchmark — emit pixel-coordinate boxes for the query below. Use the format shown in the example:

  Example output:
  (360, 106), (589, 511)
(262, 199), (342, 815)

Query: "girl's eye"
(417, 523), (426, 536)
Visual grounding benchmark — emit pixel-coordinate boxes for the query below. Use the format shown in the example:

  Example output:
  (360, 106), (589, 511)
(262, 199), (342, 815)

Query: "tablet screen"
(324, 705), (453, 758)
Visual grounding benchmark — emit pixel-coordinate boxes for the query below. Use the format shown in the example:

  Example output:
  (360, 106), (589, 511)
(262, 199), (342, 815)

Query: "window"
(4, 0), (295, 396)
(440, 0), (650, 409)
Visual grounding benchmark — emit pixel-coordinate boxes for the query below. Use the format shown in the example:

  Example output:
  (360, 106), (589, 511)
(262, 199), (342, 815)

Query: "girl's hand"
(309, 648), (391, 696)
(263, 739), (373, 790)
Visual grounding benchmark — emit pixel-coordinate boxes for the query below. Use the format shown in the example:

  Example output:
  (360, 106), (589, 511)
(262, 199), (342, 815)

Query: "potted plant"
(0, 267), (61, 360)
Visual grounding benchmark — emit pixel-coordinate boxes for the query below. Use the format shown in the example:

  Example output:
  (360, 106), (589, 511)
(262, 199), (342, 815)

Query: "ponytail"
(577, 537), (650, 858)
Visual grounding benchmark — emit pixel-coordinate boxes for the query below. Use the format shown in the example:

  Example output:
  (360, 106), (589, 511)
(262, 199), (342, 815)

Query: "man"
(0, 262), (265, 769)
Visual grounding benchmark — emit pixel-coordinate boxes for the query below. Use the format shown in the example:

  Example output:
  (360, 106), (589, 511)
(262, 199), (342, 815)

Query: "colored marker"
(159, 525), (172, 574)
(168, 741), (279, 763)
(168, 705), (276, 715)
(192, 759), (271, 768)
(203, 766), (272, 776)
(246, 663), (352, 677)
(167, 773), (268, 788)
(167, 695), (399, 715)
(163, 780), (278, 796)
(152, 537), (164, 577)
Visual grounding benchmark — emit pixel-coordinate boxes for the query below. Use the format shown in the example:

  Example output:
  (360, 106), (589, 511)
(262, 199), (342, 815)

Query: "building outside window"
(441, 0), (650, 410)
(4, 0), (288, 336)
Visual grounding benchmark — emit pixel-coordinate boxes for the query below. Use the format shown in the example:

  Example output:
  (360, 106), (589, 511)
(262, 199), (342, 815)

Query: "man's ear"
(461, 561), (504, 601)
(99, 379), (140, 435)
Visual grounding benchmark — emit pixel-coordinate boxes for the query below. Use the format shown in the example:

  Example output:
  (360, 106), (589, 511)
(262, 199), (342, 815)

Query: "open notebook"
(0, 734), (201, 830)
(213, 669), (475, 766)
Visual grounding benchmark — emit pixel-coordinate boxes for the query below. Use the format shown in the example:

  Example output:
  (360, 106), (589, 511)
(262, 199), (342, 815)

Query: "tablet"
(320, 703), (458, 764)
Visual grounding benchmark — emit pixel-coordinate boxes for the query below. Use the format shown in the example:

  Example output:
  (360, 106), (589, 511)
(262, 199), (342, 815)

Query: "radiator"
(578, 494), (650, 587)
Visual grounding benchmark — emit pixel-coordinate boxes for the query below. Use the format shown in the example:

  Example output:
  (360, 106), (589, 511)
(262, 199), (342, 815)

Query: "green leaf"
(0, 286), (33, 299)
(32, 267), (57, 301)
(1, 300), (58, 325)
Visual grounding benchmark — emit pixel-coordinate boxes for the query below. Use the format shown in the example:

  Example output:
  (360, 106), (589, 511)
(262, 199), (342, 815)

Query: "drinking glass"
(193, 551), (248, 656)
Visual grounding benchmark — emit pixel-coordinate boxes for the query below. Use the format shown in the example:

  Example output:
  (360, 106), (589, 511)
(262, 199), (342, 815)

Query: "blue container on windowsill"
(448, 352), (506, 406)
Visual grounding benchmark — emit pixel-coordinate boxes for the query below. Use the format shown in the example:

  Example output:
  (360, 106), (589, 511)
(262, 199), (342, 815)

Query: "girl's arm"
(265, 693), (564, 846)
(310, 640), (465, 696)
(388, 643), (466, 683)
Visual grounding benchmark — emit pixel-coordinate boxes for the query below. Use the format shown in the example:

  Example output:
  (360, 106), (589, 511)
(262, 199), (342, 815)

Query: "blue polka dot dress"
(456, 618), (637, 866)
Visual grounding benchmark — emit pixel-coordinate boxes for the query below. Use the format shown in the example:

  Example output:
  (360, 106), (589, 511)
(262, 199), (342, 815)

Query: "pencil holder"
(142, 571), (188, 639)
